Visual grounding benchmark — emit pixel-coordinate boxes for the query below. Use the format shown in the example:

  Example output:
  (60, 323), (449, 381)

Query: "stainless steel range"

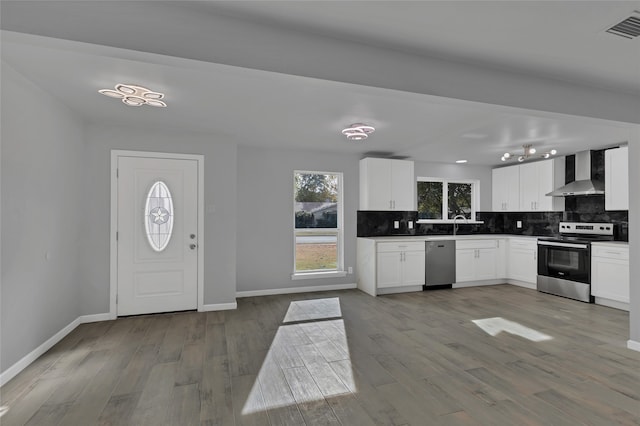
(537, 222), (614, 302)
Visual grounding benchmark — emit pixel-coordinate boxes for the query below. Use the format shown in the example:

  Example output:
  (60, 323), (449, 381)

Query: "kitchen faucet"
(452, 214), (468, 236)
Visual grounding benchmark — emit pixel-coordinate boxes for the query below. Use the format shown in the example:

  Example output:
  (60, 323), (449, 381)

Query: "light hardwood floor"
(2, 285), (639, 425)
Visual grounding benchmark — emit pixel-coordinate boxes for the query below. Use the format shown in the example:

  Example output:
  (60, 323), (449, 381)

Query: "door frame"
(110, 150), (205, 319)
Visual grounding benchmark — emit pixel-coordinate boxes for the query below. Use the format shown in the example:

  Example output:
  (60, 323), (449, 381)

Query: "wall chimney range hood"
(546, 151), (604, 197)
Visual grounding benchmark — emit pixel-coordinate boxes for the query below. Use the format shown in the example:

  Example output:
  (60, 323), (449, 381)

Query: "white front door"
(116, 155), (199, 316)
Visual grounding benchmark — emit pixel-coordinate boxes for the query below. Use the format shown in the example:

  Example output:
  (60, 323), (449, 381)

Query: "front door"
(116, 155), (199, 316)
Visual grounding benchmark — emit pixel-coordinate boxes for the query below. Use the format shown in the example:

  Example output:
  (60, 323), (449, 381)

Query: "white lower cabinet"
(591, 244), (629, 307)
(507, 238), (538, 284)
(376, 242), (425, 289)
(455, 240), (498, 283)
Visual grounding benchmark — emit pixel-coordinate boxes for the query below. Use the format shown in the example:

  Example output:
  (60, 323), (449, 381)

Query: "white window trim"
(292, 170), (344, 278)
(416, 177), (481, 224)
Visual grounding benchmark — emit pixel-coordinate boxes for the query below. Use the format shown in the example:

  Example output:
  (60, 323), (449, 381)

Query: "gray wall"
(1, 64), (85, 371)
(82, 124), (238, 313)
(236, 146), (360, 292)
(413, 161), (493, 212)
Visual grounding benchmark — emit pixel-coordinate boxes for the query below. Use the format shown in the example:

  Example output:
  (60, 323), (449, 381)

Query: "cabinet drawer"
(509, 239), (537, 250)
(377, 241), (425, 253)
(456, 239), (496, 250)
(592, 245), (629, 260)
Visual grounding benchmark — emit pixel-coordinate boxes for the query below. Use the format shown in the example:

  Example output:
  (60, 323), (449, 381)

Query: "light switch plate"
(517, 220), (523, 228)
(408, 221), (414, 229)
(394, 220), (400, 229)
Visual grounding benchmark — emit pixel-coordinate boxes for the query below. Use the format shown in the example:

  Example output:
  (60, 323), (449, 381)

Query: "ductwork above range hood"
(546, 150), (605, 196)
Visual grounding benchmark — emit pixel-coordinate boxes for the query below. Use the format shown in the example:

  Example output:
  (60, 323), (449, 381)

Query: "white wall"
(1, 63), (85, 371)
(81, 124), (238, 313)
(628, 130), (639, 347)
(413, 161), (493, 212)
(236, 146), (360, 292)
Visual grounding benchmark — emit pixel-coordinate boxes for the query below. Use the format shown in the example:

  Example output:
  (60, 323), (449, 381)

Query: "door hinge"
(116, 168), (119, 178)
(116, 231), (119, 241)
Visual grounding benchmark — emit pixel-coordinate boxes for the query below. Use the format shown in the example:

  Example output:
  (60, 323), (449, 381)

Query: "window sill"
(291, 270), (348, 280)
(416, 220), (484, 224)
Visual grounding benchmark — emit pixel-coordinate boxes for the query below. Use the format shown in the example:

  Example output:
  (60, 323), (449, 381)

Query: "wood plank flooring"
(2, 285), (639, 425)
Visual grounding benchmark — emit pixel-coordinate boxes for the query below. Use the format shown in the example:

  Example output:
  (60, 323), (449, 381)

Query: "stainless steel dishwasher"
(425, 240), (456, 287)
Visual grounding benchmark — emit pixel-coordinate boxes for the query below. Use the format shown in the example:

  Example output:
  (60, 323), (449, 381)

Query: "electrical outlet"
(517, 220), (523, 228)
(394, 220), (400, 229)
(348, 266), (353, 274)
(408, 221), (414, 229)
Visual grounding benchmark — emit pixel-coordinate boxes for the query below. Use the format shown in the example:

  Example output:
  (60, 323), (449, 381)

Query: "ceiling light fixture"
(99, 84), (166, 107)
(341, 123), (375, 141)
(501, 144), (557, 162)
(456, 160), (468, 164)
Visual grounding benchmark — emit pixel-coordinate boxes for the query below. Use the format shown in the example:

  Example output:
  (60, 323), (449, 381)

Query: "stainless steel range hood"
(546, 151), (604, 196)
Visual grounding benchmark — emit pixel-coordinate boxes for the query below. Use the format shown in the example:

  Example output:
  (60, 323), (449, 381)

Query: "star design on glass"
(150, 207), (170, 224)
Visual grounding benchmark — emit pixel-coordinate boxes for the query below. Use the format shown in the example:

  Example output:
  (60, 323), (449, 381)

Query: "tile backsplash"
(357, 205), (628, 241)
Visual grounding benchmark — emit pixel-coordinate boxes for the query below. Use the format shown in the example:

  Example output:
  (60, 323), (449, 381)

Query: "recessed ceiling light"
(99, 84), (166, 107)
(456, 160), (468, 164)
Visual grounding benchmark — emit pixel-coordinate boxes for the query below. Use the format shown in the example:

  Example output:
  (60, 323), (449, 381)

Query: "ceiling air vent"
(605, 12), (640, 39)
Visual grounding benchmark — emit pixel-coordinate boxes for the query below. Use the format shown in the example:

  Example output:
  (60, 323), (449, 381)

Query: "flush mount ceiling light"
(98, 84), (166, 107)
(456, 160), (468, 164)
(341, 123), (375, 141)
(501, 144), (557, 162)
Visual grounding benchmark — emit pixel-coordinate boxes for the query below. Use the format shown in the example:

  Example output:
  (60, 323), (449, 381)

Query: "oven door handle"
(537, 241), (589, 250)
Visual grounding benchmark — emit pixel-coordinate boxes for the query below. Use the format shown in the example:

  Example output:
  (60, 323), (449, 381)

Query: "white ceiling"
(1, 1), (638, 166)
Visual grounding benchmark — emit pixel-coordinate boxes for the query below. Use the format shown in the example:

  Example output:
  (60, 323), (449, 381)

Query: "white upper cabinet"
(605, 146), (628, 211)
(492, 165), (520, 211)
(518, 158), (565, 211)
(360, 158), (415, 210)
(492, 158), (564, 212)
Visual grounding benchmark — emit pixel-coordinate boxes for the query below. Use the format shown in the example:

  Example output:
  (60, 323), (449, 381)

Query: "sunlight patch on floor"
(0, 406), (9, 417)
(242, 298), (355, 415)
(472, 317), (553, 342)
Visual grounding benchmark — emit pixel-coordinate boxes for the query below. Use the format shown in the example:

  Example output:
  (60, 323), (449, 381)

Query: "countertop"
(360, 234), (539, 242)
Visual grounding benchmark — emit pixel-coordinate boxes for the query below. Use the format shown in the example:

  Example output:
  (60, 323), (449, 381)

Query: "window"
(293, 171), (344, 277)
(417, 177), (479, 221)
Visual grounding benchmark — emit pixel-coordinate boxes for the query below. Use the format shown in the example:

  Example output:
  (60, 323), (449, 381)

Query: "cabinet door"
(592, 257), (629, 303)
(519, 162), (539, 211)
(475, 248), (497, 280)
(508, 248), (537, 283)
(402, 250), (425, 286)
(605, 147), (628, 211)
(492, 167), (508, 211)
(455, 249), (476, 282)
(391, 160), (415, 210)
(377, 251), (403, 288)
(360, 158), (392, 210)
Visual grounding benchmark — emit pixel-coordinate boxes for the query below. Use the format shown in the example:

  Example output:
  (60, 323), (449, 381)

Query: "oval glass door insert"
(144, 181), (174, 252)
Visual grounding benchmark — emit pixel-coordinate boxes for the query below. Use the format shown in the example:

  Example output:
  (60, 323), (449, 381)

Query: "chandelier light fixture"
(341, 123), (375, 141)
(99, 84), (167, 107)
(501, 144), (557, 162)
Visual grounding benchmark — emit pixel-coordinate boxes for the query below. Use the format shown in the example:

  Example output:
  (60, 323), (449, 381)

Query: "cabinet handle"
(534, 251), (537, 260)
(393, 200), (396, 209)
(389, 200), (393, 209)
(604, 251), (622, 256)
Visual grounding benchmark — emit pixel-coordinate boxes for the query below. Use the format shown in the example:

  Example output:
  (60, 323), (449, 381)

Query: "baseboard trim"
(237, 283), (357, 298)
(200, 302), (237, 312)
(79, 313), (112, 323)
(1, 317), (79, 386)
(0, 312), (112, 386)
(627, 340), (640, 352)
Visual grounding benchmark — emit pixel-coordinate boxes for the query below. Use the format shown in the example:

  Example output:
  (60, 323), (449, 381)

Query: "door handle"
(190, 244), (197, 250)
